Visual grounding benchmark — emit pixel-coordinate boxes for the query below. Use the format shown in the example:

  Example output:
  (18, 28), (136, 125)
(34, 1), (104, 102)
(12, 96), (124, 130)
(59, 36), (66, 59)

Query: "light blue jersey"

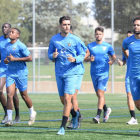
(48, 33), (86, 76)
(122, 35), (140, 101)
(87, 41), (115, 76)
(122, 35), (140, 77)
(5, 39), (30, 77)
(0, 35), (10, 76)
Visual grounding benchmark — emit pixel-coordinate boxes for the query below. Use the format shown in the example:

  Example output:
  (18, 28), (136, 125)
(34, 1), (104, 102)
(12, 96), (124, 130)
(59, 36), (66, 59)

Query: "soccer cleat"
(93, 115), (100, 123)
(103, 107), (112, 122)
(13, 116), (20, 124)
(28, 111), (37, 125)
(126, 117), (138, 125)
(67, 120), (73, 129)
(72, 111), (79, 129)
(1, 115), (8, 124)
(77, 114), (83, 128)
(5, 120), (13, 126)
(57, 127), (65, 135)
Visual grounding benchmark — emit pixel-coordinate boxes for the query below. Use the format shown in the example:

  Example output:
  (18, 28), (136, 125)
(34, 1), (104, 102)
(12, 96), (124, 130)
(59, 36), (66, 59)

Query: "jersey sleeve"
(108, 45), (115, 56)
(122, 38), (128, 50)
(20, 43), (30, 57)
(74, 41), (86, 63)
(48, 39), (55, 60)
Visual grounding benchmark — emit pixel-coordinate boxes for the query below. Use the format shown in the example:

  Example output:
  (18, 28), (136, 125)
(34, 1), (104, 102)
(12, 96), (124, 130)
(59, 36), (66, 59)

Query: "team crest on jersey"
(68, 42), (71, 46)
(103, 47), (106, 51)
(13, 46), (16, 50)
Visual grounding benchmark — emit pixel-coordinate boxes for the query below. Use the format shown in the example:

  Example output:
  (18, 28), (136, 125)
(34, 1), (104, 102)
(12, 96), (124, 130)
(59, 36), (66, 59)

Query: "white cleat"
(126, 117), (138, 125)
(1, 116), (8, 124)
(5, 120), (13, 126)
(28, 111), (37, 125)
(103, 107), (112, 122)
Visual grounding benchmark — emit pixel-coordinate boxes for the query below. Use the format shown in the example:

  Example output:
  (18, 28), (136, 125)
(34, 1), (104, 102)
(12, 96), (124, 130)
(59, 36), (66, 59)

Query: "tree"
(0, 0), (30, 44)
(20, 0), (95, 46)
(92, 0), (140, 33)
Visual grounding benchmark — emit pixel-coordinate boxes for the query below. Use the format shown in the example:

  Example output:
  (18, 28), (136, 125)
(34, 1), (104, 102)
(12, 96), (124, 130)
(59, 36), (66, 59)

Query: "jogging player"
(0, 23), (20, 124)
(122, 16), (140, 136)
(4, 28), (36, 126)
(118, 31), (138, 124)
(85, 27), (116, 123)
(48, 16), (86, 135)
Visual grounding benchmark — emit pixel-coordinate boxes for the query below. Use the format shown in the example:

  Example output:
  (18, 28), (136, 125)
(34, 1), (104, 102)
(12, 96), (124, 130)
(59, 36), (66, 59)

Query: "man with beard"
(0, 23), (20, 124)
(118, 31), (138, 125)
(85, 27), (116, 123)
(122, 16), (140, 136)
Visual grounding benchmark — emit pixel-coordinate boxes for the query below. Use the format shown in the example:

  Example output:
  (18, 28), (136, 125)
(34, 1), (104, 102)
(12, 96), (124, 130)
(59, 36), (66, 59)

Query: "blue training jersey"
(48, 33), (86, 76)
(5, 39), (30, 77)
(122, 35), (140, 77)
(0, 35), (10, 73)
(87, 41), (115, 76)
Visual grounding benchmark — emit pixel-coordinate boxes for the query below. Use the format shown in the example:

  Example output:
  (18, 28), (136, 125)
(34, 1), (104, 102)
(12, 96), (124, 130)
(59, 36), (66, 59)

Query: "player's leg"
(0, 77), (8, 123)
(16, 76), (36, 125)
(13, 88), (20, 123)
(5, 83), (16, 126)
(57, 75), (78, 135)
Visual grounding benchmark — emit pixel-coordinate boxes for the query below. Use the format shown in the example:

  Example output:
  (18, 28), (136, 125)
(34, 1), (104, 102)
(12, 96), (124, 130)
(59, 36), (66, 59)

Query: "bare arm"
(122, 47), (129, 59)
(118, 59), (126, 66)
(108, 54), (116, 65)
(7, 54), (32, 62)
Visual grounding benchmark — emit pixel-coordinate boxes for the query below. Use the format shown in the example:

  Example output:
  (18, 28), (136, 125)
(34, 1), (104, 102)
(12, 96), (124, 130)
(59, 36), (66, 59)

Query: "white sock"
(29, 106), (35, 117)
(7, 110), (13, 121)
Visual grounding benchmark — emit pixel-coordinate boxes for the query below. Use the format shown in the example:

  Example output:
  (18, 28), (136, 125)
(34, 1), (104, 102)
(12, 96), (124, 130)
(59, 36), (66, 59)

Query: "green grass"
(26, 59), (126, 82)
(0, 93), (139, 139)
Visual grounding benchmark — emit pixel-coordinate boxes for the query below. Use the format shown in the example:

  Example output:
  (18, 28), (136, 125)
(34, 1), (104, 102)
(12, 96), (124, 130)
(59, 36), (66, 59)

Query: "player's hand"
(4, 57), (9, 64)
(118, 59), (123, 66)
(90, 55), (95, 62)
(53, 48), (59, 58)
(7, 54), (15, 61)
(67, 54), (76, 62)
(108, 58), (113, 65)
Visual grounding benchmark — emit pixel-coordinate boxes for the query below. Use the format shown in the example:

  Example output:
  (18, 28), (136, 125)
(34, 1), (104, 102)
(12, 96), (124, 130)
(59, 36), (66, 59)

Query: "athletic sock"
(130, 110), (135, 119)
(2, 105), (7, 116)
(97, 109), (102, 118)
(103, 104), (107, 112)
(15, 108), (19, 117)
(29, 106), (35, 117)
(70, 108), (77, 118)
(7, 110), (13, 121)
(61, 116), (68, 129)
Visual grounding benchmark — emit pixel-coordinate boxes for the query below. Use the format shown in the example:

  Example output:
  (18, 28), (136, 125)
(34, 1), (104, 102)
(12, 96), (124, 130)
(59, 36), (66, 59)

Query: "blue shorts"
(0, 71), (6, 78)
(130, 76), (140, 101)
(91, 75), (109, 92)
(75, 75), (83, 90)
(125, 74), (131, 93)
(56, 75), (77, 97)
(6, 76), (28, 92)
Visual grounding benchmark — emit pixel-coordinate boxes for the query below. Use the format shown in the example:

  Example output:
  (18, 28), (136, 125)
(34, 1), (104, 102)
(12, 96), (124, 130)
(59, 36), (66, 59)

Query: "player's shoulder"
(51, 33), (61, 41)
(0, 35), (4, 42)
(17, 39), (27, 48)
(102, 41), (111, 47)
(123, 35), (135, 45)
(87, 41), (96, 48)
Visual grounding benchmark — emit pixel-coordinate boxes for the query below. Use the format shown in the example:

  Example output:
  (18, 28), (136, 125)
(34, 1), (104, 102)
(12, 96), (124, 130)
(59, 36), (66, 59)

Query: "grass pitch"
(0, 93), (139, 140)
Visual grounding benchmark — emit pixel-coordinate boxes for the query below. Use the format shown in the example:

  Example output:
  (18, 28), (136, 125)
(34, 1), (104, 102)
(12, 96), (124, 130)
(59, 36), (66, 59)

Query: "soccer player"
(118, 31), (138, 124)
(4, 28), (36, 126)
(85, 27), (116, 123)
(48, 16), (86, 135)
(67, 25), (89, 129)
(122, 16), (140, 136)
(0, 23), (20, 124)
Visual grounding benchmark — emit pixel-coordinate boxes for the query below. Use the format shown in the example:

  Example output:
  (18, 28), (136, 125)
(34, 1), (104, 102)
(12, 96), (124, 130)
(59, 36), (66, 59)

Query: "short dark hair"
(133, 16), (140, 23)
(127, 30), (133, 34)
(12, 28), (21, 35)
(95, 27), (104, 33)
(59, 16), (71, 24)
(2, 23), (11, 28)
